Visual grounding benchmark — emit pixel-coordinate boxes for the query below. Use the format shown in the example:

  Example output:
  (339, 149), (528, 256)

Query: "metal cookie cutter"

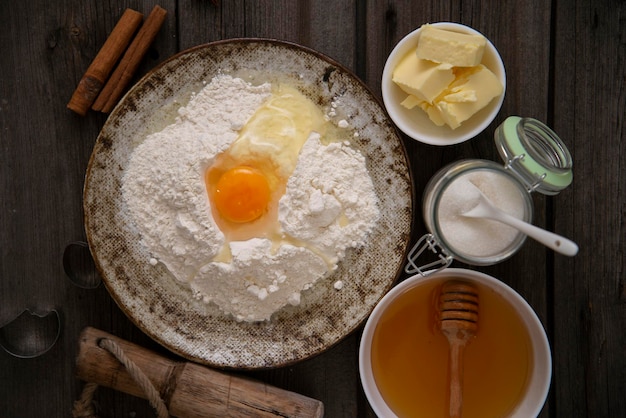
(63, 241), (101, 289)
(0, 308), (62, 358)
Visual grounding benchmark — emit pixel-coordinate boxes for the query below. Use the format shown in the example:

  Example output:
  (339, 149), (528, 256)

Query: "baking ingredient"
(193, 132), (380, 321)
(430, 65), (503, 129)
(122, 75), (379, 322)
(278, 135), (380, 262)
(191, 238), (330, 322)
(123, 75), (270, 283)
(398, 62), (503, 129)
(437, 170), (525, 257)
(67, 8), (144, 115)
(400, 94), (446, 126)
(205, 84), (327, 242)
(392, 52), (454, 103)
(371, 277), (531, 418)
(393, 25), (503, 130)
(212, 166), (271, 223)
(416, 24), (486, 67)
(92, 5), (168, 113)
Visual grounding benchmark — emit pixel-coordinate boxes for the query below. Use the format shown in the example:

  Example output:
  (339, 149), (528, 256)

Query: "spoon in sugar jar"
(462, 184), (579, 256)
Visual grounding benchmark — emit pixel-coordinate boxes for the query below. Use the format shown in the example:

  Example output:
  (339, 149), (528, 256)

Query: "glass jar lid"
(494, 116), (573, 195)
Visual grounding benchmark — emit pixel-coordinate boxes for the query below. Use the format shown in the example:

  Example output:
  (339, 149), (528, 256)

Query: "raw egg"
(206, 85), (328, 244)
(212, 166), (271, 223)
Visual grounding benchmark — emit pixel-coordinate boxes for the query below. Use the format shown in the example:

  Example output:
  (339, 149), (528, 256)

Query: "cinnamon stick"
(92, 5), (167, 113)
(67, 9), (144, 116)
(75, 327), (324, 418)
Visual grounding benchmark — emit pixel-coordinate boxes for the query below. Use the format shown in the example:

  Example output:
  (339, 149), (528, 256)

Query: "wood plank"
(1, 0), (623, 416)
(251, 333), (362, 417)
(363, 2), (554, 417)
(177, 0), (223, 49)
(458, 0), (553, 365)
(0, 0), (177, 416)
(242, 0), (303, 42)
(125, 1), (364, 417)
(177, 0), (357, 70)
(362, 0), (553, 305)
(305, 0), (357, 71)
(201, 2), (363, 416)
(552, 0), (626, 416)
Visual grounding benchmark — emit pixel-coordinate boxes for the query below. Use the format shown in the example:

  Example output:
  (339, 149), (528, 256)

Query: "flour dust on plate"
(83, 39), (412, 369)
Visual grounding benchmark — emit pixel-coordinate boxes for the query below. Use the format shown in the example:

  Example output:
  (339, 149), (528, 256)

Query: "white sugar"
(437, 170), (525, 257)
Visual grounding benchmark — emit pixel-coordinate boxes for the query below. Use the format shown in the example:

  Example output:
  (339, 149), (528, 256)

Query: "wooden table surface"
(1, 1), (624, 417)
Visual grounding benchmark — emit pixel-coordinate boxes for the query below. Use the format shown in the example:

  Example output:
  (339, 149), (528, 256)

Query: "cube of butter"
(400, 95), (446, 126)
(435, 65), (503, 129)
(392, 51), (454, 103)
(400, 94), (422, 109)
(417, 24), (486, 67)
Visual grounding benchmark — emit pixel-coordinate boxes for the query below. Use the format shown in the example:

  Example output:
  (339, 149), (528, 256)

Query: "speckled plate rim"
(84, 38), (414, 370)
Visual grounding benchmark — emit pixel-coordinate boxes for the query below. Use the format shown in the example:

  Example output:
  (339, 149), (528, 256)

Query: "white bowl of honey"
(359, 268), (551, 417)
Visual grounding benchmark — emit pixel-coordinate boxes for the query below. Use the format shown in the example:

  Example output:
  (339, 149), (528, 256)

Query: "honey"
(371, 277), (532, 417)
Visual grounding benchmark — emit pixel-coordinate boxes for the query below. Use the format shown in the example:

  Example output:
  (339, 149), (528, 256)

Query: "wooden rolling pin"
(75, 327), (324, 417)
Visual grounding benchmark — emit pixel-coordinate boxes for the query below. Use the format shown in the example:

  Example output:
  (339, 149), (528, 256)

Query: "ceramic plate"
(84, 39), (413, 369)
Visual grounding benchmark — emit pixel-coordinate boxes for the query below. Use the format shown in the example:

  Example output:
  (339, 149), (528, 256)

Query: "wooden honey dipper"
(439, 280), (479, 418)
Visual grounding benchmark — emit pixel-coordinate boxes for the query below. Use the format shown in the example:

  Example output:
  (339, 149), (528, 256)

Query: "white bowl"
(382, 22), (506, 146)
(359, 268), (551, 417)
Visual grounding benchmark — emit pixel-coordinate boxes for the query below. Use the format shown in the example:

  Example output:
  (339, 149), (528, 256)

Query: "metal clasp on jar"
(404, 233), (453, 276)
(504, 154), (547, 193)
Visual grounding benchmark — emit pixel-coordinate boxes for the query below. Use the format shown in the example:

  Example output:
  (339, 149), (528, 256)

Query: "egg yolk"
(212, 166), (271, 223)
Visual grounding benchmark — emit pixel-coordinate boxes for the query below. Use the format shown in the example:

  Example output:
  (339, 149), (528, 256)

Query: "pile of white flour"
(122, 75), (379, 322)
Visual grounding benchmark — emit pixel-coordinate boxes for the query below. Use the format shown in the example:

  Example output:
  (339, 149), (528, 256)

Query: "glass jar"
(405, 116), (573, 273)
